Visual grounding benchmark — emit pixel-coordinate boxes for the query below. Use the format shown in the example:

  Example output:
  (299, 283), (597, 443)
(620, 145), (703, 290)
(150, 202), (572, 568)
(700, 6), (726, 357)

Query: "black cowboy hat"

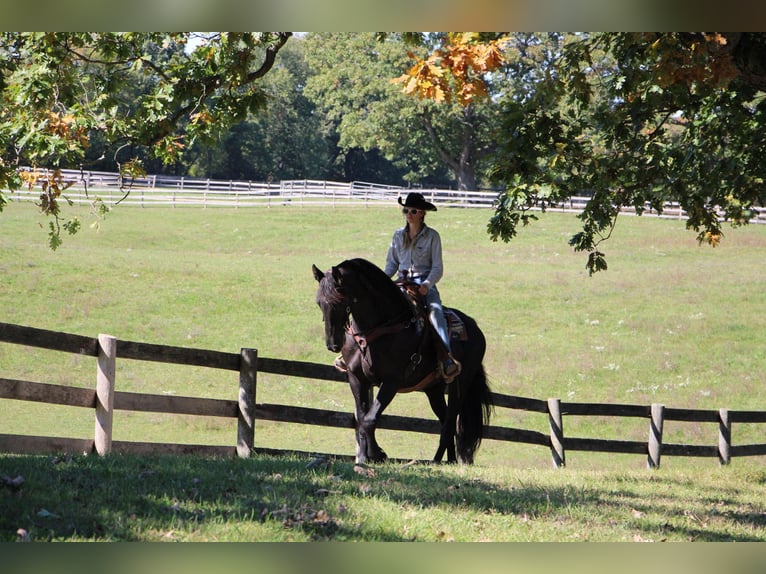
(397, 192), (437, 212)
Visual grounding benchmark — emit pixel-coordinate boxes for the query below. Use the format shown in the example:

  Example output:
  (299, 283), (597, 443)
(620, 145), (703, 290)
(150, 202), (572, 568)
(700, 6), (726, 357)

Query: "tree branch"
(246, 32), (293, 82)
(417, 111), (458, 172)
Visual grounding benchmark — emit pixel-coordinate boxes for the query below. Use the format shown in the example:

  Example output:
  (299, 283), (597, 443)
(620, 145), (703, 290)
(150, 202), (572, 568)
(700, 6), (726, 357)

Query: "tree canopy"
(401, 32), (766, 273)
(0, 32), (291, 247)
(3, 32), (766, 270)
(302, 32), (501, 190)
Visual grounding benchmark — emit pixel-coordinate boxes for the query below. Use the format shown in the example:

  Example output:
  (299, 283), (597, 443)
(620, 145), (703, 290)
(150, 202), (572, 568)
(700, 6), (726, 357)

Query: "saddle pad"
(445, 309), (467, 341)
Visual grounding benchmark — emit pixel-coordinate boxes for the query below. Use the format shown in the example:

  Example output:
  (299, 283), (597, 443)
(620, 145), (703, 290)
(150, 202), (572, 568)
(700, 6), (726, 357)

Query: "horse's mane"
(316, 266), (346, 305)
(341, 258), (391, 283)
(317, 257), (410, 314)
(339, 258), (410, 310)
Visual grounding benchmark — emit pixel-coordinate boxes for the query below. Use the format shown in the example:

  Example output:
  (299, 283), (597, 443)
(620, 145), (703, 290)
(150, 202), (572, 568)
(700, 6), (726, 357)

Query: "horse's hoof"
(370, 451), (387, 463)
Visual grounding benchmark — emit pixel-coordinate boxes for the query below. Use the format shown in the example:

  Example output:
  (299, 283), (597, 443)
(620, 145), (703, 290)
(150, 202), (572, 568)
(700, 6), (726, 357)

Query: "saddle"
(396, 280), (467, 342)
(334, 281), (466, 392)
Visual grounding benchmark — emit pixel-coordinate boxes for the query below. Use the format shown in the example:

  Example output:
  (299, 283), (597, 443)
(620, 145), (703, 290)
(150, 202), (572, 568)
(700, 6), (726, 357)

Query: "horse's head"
(313, 263), (352, 352)
(313, 258), (409, 353)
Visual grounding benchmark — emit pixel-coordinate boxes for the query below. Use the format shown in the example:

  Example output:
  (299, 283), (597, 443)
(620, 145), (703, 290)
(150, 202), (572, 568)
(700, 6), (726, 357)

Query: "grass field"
(2, 451), (766, 542)
(1, 201), (766, 469)
(3, 200), (766, 543)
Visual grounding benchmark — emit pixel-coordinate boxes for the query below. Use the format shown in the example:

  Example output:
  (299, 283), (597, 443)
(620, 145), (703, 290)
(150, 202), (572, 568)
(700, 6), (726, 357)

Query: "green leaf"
(586, 251), (608, 276)
(47, 222), (62, 251)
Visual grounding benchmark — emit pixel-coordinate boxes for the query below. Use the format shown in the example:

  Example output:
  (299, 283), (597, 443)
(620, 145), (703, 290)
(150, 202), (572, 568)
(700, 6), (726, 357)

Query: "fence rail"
(8, 167), (766, 222)
(10, 167), (497, 209)
(2, 322), (766, 467)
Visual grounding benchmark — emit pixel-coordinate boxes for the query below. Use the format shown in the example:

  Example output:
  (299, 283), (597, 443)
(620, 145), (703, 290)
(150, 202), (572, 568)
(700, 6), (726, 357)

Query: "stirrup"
(333, 354), (348, 373)
(440, 356), (461, 384)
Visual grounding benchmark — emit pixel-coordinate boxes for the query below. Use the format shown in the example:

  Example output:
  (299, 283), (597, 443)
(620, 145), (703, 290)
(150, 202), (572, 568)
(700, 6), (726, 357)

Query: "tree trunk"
(454, 162), (477, 191)
(419, 110), (479, 192)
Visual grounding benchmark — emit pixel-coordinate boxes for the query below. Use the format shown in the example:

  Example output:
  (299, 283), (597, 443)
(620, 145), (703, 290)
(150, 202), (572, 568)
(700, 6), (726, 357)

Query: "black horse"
(313, 258), (492, 464)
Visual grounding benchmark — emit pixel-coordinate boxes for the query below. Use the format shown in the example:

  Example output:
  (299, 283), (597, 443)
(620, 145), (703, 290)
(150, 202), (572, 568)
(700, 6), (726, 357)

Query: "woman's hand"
(418, 284), (429, 296)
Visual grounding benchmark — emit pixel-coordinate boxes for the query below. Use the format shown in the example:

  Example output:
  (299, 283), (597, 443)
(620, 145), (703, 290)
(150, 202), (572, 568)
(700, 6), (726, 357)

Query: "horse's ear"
(312, 264), (324, 282)
(331, 265), (343, 286)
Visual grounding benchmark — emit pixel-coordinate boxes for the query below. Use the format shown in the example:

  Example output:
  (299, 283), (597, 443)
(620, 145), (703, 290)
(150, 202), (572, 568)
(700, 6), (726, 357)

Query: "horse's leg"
(348, 372), (374, 464)
(425, 385), (446, 423)
(357, 382), (398, 463)
(439, 382), (462, 463)
(425, 385), (456, 463)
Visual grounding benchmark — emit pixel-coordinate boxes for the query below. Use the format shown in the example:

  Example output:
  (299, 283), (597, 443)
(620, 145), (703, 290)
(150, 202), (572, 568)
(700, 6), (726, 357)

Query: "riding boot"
(428, 305), (461, 384)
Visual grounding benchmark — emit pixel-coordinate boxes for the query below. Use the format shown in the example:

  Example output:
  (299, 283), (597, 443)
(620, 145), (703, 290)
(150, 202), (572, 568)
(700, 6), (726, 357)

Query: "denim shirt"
(383, 224), (444, 287)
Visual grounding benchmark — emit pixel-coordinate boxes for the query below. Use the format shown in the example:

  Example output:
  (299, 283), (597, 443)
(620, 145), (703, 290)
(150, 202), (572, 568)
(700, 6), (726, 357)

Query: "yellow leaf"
(704, 232), (722, 247)
(404, 76), (419, 94)
(426, 62), (445, 77)
(391, 74), (409, 85)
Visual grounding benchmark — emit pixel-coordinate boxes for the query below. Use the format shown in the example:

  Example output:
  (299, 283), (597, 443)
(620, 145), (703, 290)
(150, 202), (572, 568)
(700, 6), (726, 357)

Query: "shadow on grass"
(1, 452), (765, 541)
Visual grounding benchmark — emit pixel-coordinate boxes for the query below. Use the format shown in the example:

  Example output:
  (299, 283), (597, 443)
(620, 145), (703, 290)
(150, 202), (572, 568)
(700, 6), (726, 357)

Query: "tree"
(0, 32), (291, 247)
(182, 37), (333, 182)
(399, 32), (766, 274)
(302, 32), (500, 190)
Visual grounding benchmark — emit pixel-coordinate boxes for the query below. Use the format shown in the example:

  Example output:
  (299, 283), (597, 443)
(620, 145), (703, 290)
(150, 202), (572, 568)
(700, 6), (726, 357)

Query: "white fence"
(9, 167), (496, 209)
(7, 167), (766, 223)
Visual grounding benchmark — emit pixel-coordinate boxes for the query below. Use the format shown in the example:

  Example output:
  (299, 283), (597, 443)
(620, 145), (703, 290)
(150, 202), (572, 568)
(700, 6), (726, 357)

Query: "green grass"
(3, 202), (766, 542)
(2, 201), (766, 468)
(2, 452), (766, 542)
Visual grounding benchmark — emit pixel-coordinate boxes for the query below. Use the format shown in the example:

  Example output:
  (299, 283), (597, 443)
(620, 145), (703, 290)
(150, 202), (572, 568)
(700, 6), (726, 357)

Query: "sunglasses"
(402, 208), (421, 215)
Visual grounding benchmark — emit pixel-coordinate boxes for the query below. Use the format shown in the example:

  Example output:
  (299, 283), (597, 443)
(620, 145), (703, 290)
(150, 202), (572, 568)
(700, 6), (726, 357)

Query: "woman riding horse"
(313, 257), (493, 464)
(384, 192), (461, 383)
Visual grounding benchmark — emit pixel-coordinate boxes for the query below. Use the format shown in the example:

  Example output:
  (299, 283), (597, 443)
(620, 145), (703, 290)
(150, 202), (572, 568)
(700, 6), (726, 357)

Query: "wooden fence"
(9, 167), (766, 222)
(2, 321), (766, 468)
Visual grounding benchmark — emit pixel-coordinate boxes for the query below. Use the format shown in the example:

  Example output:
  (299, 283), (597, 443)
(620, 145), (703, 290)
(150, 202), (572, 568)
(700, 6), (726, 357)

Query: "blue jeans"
(424, 285), (451, 352)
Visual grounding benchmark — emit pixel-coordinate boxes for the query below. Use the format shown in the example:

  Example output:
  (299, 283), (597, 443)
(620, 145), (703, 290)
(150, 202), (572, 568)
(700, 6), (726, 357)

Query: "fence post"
(648, 403), (665, 469)
(548, 398), (565, 468)
(718, 408), (731, 465)
(238, 348), (258, 458)
(95, 334), (117, 456)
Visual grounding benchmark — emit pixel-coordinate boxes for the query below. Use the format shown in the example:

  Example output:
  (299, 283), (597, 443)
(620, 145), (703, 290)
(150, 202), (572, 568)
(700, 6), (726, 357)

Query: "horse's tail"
(456, 365), (493, 464)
